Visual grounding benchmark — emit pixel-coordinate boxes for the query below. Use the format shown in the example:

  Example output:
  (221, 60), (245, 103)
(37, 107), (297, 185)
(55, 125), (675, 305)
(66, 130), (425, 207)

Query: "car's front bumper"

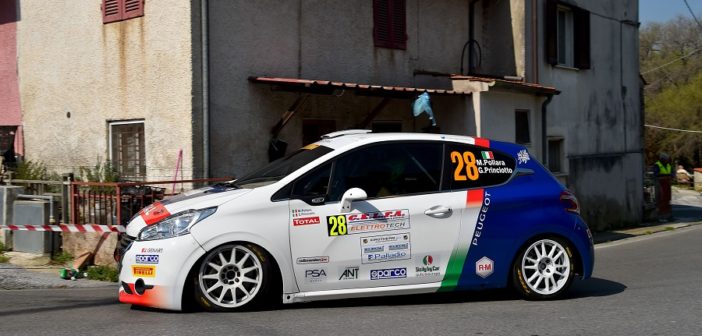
(118, 234), (206, 311)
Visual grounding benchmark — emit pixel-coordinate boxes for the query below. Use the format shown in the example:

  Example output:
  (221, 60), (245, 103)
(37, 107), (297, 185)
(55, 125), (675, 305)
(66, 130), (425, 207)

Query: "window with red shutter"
(373, 0), (407, 50)
(103, 0), (144, 24)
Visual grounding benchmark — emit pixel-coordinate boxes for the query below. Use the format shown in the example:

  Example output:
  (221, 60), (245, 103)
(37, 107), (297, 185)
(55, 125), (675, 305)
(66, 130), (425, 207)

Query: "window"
(545, 0), (590, 69)
(109, 121), (146, 179)
(515, 110), (531, 145)
(548, 138), (564, 173)
(371, 121), (402, 133)
(557, 7), (574, 66)
(443, 143), (516, 190)
(302, 119), (336, 146)
(373, 0), (407, 50)
(327, 142), (442, 201)
(103, 0), (144, 24)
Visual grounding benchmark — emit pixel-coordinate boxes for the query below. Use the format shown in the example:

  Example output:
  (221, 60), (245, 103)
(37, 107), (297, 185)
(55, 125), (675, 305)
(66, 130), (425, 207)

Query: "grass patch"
(664, 226), (675, 231)
(50, 251), (74, 265)
(86, 265), (119, 282)
(0, 242), (9, 263)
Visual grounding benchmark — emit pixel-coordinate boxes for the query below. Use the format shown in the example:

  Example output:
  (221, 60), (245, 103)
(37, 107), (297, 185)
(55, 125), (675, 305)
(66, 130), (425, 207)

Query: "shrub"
(86, 265), (119, 282)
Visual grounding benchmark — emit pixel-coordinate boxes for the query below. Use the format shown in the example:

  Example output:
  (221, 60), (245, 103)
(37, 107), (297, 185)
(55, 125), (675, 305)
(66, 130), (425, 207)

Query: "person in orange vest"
(653, 152), (674, 222)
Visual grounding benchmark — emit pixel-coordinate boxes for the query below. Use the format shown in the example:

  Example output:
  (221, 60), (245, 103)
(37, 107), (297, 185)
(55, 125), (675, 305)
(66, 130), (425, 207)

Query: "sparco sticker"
(360, 233), (411, 264)
(370, 267), (407, 280)
(327, 209), (410, 236)
(135, 254), (159, 264)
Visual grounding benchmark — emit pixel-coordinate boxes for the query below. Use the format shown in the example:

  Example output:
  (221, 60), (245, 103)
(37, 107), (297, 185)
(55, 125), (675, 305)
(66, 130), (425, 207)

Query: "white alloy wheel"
(197, 244), (264, 309)
(515, 238), (574, 299)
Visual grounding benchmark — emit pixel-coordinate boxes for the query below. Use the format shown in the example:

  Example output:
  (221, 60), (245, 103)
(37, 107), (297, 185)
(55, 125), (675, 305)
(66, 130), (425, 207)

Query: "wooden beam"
(270, 94), (310, 138)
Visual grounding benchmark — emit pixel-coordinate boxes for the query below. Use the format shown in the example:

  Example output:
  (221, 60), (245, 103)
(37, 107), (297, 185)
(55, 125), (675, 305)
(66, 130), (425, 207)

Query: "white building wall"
(17, 0), (196, 181)
(535, 0), (643, 229)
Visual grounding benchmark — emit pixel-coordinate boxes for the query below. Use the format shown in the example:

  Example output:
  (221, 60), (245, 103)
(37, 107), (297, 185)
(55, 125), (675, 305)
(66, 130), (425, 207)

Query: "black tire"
(193, 243), (276, 311)
(512, 236), (575, 300)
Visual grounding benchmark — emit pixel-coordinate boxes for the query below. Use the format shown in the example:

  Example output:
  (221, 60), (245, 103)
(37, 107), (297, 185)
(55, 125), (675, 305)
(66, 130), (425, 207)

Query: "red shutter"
(390, 0), (406, 49)
(103, 0), (123, 24)
(373, 0), (406, 49)
(123, 0), (144, 20)
(373, 0), (391, 48)
(544, 0), (558, 65)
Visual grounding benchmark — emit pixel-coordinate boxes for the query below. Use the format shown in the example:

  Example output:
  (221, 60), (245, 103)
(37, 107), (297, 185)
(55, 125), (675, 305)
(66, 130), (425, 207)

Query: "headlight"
(138, 207), (217, 241)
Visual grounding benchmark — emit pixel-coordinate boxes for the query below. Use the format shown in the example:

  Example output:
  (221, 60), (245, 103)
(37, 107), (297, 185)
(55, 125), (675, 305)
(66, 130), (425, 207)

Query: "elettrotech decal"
(327, 209), (410, 236)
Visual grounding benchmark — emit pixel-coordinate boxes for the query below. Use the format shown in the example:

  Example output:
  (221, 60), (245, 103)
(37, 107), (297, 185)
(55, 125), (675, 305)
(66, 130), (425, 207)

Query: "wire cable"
(645, 124), (702, 133)
(683, 0), (702, 32)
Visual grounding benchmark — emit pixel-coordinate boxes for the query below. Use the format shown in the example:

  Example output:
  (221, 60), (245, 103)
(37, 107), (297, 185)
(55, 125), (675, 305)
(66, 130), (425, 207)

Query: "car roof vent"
(321, 129), (372, 139)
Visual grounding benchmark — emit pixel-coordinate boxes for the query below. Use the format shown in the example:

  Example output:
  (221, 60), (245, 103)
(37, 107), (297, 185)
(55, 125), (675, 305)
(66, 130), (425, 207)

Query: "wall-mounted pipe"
(201, 0), (210, 178)
(541, 94), (553, 164)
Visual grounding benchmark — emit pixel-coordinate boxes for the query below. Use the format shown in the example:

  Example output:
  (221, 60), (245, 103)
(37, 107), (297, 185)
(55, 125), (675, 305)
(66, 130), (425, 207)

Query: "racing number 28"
(451, 151), (479, 181)
(327, 215), (348, 236)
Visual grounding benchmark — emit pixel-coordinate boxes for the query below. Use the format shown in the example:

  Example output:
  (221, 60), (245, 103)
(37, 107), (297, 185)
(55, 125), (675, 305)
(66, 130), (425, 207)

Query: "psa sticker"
(327, 215), (348, 236)
(450, 151), (480, 181)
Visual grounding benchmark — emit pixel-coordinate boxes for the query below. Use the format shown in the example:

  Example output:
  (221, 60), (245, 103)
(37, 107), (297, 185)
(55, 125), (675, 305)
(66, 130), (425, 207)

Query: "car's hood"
(125, 185), (252, 237)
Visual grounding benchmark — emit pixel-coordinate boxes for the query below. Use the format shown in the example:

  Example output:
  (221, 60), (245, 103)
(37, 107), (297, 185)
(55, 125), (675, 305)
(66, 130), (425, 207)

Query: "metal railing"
(69, 178), (231, 226)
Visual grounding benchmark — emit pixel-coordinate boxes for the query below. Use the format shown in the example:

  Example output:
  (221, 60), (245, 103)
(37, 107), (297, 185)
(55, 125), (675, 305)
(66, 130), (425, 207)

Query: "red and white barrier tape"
(1, 224), (125, 233)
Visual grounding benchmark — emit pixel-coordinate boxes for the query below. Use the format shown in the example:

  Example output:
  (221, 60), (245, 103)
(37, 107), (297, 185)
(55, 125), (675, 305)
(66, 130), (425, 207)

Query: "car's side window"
(327, 142), (443, 202)
(290, 162), (332, 203)
(443, 143), (516, 190)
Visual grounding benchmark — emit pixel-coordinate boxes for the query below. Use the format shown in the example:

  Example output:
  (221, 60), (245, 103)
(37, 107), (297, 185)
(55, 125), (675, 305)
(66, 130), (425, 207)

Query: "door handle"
(424, 206), (452, 218)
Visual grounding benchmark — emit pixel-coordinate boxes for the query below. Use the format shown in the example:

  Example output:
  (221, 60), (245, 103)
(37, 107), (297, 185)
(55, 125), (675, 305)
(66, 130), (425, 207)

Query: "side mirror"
(340, 188), (367, 213)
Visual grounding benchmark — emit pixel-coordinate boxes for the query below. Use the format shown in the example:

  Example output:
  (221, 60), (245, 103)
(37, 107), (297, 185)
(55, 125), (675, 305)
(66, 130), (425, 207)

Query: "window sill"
(553, 64), (580, 71)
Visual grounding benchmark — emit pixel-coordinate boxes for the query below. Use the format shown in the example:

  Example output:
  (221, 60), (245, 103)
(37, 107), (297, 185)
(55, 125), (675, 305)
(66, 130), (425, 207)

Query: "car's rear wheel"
(512, 237), (575, 300)
(194, 243), (273, 311)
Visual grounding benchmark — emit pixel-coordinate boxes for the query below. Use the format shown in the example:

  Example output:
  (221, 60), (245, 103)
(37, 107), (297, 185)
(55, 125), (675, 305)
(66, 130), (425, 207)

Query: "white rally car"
(117, 130), (594, 311)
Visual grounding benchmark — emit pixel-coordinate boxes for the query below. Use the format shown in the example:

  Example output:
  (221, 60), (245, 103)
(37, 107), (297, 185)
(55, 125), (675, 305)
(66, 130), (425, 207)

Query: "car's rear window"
(234, 144), (333, 188)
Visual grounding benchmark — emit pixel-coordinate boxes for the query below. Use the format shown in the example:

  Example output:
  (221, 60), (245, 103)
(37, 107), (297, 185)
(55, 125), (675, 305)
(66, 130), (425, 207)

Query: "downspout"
(468, 0), (479, 74)
(541, 94), (553, 164)
(201, 0), (210, 178)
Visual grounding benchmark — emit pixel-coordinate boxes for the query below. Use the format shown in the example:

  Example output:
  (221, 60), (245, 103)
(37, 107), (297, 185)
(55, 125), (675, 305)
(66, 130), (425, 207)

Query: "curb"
(593, 220), (702, 245)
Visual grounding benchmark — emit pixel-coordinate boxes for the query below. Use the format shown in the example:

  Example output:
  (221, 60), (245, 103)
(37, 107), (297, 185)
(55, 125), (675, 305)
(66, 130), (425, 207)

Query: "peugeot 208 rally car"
(117, 130), (594, 311)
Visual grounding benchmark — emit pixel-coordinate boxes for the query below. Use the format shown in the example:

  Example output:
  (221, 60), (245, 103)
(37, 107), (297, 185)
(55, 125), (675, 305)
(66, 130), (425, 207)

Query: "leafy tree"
(641, 16), (702, 169)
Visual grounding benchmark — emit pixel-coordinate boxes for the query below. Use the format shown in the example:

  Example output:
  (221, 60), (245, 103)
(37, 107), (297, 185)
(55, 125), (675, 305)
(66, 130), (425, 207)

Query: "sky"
(640, 0), (702, 25)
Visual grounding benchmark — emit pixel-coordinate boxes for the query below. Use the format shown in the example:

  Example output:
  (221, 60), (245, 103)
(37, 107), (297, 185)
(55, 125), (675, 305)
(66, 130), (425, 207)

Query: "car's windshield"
(234, 144), (333, 188)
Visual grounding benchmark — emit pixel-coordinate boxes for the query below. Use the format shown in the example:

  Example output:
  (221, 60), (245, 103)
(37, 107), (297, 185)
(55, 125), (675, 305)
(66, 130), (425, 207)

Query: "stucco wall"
(536, 0), (643, 229)
(17, 0), (196, 181)
(480, 91), (543, 158)
(0, 0), (23, 154)
(207, 0), (472, 178)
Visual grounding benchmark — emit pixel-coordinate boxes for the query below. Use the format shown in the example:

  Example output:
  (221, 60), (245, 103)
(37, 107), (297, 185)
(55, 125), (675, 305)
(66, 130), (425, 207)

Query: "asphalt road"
(1, 226), (701, 336)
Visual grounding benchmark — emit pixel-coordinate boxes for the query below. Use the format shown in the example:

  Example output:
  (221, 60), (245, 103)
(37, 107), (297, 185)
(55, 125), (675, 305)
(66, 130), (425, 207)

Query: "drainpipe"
(201, 0), (210, 178)
(541, 94), (553, 164)
(468, 0), (479, 74)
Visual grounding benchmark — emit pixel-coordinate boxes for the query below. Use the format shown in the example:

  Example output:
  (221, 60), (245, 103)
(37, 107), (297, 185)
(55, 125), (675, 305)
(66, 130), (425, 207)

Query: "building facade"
(5, 0), (642, 231)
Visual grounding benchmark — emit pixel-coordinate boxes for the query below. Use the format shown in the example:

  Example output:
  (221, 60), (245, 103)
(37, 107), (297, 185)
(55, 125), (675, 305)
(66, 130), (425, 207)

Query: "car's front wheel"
(194, 243), (274, 311)
(512, 237), (575, 300)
